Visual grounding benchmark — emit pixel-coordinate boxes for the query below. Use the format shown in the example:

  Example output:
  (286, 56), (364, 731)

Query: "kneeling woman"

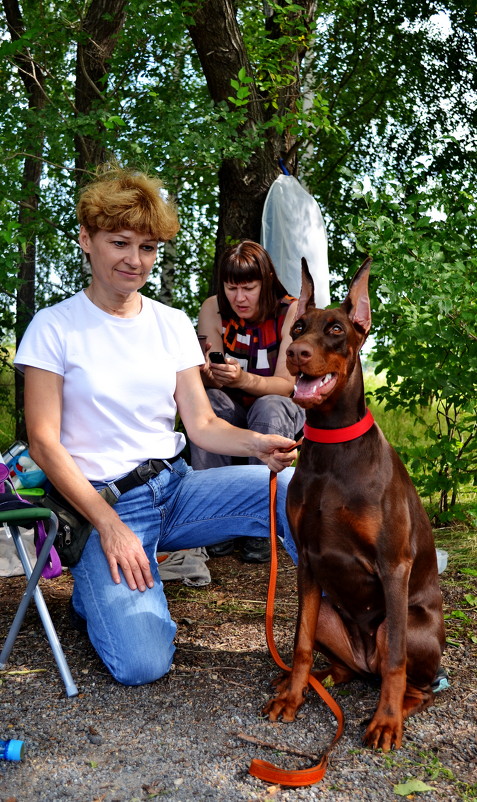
(14, 166), (297, 686)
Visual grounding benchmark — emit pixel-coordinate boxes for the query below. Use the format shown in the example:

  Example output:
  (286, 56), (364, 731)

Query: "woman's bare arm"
(175, 366), (297, 472)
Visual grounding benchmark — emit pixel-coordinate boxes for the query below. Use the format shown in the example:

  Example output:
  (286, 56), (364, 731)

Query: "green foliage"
(1, 0), (476, 467)
(347, 170), (477, 520)
(302, 1), (477, 287)
(394, 779), (435, 796)
(0, 349), (16, 451)
(0, 220), (26, 380)
(228, 68), (253, 108)
(1, 0), (476, 313)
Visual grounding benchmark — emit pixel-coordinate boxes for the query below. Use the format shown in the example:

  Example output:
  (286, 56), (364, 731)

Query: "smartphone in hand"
(209, 352), (226, 364)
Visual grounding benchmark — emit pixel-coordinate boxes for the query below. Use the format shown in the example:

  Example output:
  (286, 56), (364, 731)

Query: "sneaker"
(68, 598), (88, 634)
(431, 666), (450, 693)
(238, 537), (270, 564)
(206, 539), (236, 558)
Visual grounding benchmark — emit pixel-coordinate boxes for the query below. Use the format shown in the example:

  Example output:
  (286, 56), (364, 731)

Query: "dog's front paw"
(263, 691), (304, 723)
(363, 716), (403, 751)
(270, 671), (290, 693)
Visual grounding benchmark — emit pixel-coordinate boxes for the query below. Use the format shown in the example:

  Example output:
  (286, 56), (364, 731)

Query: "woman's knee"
(98, 613), (177, 686)
(248, 395), (302, 436)
(206, 388), (235, 419)
(111, 649), (175, 686)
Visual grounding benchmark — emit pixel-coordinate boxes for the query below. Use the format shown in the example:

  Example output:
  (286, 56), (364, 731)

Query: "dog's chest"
(306, 542), (386, 629)
(290, 465), (383, 547)
(288, 459), (387, 615)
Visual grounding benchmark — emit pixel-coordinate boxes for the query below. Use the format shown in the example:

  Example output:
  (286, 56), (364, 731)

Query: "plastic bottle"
(1, 441), (28, 488)
(0, 738), (25, 761)
(1, 440), (28, 466)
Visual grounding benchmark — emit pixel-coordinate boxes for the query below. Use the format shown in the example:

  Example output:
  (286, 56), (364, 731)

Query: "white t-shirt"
(14, 291), (204, 482)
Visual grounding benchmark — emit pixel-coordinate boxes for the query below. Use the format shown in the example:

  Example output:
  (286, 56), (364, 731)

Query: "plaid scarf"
(221, 295), (295, 407)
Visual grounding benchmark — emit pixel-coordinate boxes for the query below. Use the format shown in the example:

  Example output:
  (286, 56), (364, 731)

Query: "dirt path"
(0, 549), (476, 801)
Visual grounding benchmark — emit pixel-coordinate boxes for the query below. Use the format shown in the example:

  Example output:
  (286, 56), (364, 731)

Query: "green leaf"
(107, 115), (126, 127)
(450, 610), (472, 623)
(393, 779), (435, 795)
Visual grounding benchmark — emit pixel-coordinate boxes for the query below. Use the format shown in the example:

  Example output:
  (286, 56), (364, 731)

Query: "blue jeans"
(70, 458), (297, 685)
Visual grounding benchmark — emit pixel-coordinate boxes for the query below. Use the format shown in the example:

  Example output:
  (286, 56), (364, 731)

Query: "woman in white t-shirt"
(14, 165), (297, 686)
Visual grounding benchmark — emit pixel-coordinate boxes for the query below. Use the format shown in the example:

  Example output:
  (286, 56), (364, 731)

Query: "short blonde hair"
(77, 164), (180, 241)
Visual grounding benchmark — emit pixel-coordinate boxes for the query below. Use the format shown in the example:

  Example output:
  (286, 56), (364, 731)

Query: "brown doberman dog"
(264, 257), (445, 751)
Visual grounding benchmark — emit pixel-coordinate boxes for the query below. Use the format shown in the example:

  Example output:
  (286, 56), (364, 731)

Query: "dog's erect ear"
(295, 258), (316, 320)
(342, 257), (372, 338)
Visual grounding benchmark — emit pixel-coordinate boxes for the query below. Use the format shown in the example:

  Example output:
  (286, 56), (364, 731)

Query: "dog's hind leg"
(402, 599), (444, 719)
(402, 683), (433, 719)
(309, 600), (365, 687)
(311, 661), (357, 685)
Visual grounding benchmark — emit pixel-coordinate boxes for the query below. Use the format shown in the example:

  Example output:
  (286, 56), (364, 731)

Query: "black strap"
(113, 454), (182, 495)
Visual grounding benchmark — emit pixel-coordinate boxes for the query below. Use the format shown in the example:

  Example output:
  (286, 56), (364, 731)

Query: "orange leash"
(248, 466), (345, 787)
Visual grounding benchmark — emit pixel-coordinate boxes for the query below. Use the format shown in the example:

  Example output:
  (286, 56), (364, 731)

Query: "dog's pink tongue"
(294, 374), (327, 401)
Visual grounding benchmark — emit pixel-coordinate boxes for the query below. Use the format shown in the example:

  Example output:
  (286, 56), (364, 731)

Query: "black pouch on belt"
(40, 485), (118, 568)
(41, 455), (182, 567)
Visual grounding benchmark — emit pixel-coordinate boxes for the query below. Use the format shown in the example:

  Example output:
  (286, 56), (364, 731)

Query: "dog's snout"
(287, 341), (313, 363)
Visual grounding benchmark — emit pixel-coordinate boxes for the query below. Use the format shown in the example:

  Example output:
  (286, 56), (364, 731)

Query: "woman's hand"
(209, 357), (242, 387)
(200, 347), (224, 388)
(98, 518), (155, 592)
(253, 434), (297, 472)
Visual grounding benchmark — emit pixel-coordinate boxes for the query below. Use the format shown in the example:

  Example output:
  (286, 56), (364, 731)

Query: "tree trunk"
(2, 0), (46, 438)
(74, 0), (128, 177)
(187, 0), (317, 291)
(14, 154), (43, 439)
(158, 239), (177, 307)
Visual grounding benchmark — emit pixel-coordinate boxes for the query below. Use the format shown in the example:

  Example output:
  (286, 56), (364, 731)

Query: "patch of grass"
(434, 525), (477, 574)
(383, 744), (477, 801)
(363, 366), (433, 455)
(363, 365), (477, 574)
(0, 353), (16, 452)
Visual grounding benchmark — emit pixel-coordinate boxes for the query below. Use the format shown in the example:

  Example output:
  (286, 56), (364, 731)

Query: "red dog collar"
(304, 408), (375, 444)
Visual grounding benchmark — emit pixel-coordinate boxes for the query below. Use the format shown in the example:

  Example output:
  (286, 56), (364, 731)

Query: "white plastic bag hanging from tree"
(261, 174), (330, 307)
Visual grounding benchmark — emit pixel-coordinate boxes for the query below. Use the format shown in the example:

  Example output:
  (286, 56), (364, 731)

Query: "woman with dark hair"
(190, 240), (305, 563)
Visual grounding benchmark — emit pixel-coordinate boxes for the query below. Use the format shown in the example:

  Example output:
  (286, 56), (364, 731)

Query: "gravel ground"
(0, 549), (476, 802)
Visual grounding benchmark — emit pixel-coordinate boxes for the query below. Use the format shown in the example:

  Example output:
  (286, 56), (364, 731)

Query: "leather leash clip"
(284, 436), (303, 455)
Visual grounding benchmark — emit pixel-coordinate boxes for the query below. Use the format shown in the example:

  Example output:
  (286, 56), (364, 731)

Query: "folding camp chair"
(0, 505), (78, 697)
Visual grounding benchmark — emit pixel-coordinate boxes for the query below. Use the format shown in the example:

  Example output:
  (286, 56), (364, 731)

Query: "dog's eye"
(292, 320), (305, 335)
(328, 323), (343, 335)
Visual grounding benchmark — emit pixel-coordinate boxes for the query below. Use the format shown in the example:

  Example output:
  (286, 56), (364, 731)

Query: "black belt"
(113, 454), (182, 495)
